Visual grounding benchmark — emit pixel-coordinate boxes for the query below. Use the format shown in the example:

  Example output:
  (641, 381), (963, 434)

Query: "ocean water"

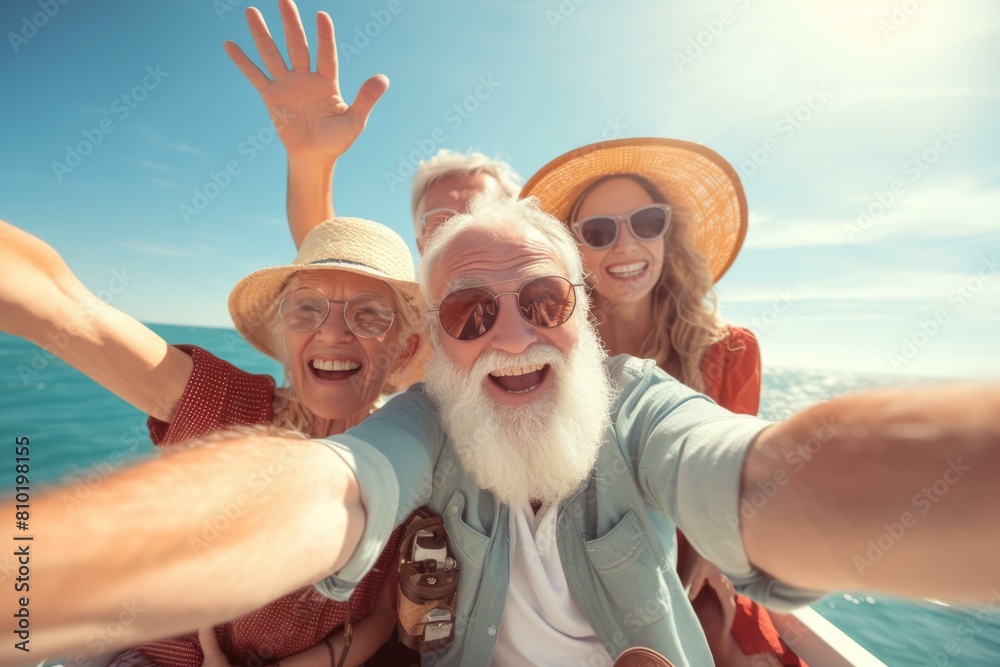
(1, 325), (997, 666)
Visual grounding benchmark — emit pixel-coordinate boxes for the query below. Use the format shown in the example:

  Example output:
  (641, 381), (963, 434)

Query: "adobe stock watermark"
(544, 0), (590, 31)
(673, 0), (754, 72)
(844, 126), (959, 243)
(338, 0), (414, 63)
(57, 600), (145, 667)
(747, 290), (795, 334)
(383, 75), (502, 192)
(877, 0), (933, 40)
(213, 0), (248, 20)
(51, 66), (170, 182)
(179, 106), (292, 223)
(853, 459), (970, 575)
(594, 117), (627, 143)
(738, 86), (833, 180)
(923, 589), (1000, 667)
(188, 435), (310, 553)
(703, 290), (794, 390)
(17, 268), (136, 386)
(726, 416), (843, 529)
(887, 254), (997, 371)
(59, 421), (153, 513)
(7, 0), (71, 54)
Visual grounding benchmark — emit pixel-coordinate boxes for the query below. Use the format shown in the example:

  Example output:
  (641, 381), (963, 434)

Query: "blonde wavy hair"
(262, 273), (427, 436)
(568, 174), (726, 391)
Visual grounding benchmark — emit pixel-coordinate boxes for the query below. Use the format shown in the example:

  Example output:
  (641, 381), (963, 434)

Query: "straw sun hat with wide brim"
(228, 217), (420, 360)
(520, 138), (748, 283)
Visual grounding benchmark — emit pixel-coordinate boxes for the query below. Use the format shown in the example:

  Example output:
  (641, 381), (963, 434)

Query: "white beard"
(424, 321), (614, 508)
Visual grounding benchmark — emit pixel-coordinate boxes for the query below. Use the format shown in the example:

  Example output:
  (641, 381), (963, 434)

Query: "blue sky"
(1, 0), (997, 378)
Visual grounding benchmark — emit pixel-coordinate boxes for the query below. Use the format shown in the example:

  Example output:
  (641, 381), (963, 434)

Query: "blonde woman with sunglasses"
(522, 139), (799, 667)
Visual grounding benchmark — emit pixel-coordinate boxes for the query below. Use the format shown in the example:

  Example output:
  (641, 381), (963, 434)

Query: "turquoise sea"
(1, 325), (998, 666)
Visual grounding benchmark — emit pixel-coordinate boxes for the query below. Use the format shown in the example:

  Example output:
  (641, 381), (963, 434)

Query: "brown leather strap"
(612, 647), (676, 667)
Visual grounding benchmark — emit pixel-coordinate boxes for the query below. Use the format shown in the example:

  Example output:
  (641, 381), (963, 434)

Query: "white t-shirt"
(491, 503), (614, 666)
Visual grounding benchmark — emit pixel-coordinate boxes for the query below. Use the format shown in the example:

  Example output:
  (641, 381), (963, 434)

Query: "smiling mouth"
(488, 363), (548, 393)
(606, 261), (649, 280)
(310, 359), (361, 381)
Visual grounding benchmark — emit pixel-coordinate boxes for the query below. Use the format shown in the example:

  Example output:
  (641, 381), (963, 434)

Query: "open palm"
(225, 0), (388, 160)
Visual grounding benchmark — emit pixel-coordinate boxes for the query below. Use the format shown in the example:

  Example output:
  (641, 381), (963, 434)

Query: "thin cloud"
(128, 158), (174, 175)
(745, 180), (1000, 248)
(724, 267), (1000, 303)
(162, 141), (203, 156)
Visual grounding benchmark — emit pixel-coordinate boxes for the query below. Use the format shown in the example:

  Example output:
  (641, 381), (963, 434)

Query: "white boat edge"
(772, 607), (888, 667)
(36, 607), (889, 667)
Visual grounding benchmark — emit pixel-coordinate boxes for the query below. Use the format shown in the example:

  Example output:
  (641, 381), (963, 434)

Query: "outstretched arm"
(5, 429), (365, 666)
(225, 0), (389, 247)
(742, 383), (1000, 600)
(0, 219), (192, 421)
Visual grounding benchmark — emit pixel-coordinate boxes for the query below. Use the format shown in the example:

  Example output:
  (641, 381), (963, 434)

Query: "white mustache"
(472, 344), (563, 379)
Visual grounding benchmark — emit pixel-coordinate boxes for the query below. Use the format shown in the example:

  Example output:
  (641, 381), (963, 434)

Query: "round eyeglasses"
(279, 287), (395, 339)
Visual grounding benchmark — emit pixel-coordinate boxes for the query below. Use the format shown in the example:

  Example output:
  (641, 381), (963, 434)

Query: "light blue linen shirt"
(315, 355), (821, 666)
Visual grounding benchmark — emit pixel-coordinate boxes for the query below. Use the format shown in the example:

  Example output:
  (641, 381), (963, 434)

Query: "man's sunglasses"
(279, 287), (395, 339)
(429, 275), (583, 341)
(572, 203), (672, 250)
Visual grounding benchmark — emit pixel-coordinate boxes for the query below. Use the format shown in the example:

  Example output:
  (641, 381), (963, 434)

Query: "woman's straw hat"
(520, 138), (748, 282)
(228, 217), (419, 359)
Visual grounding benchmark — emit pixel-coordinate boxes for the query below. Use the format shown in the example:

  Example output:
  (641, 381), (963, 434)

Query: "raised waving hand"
(225, 0), (389, 245)
(225, 0), (387, 160)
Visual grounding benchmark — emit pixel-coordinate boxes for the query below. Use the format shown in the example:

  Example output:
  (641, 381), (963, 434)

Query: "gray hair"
(410, 149), (522, 220)
(419, 192), (586, 311)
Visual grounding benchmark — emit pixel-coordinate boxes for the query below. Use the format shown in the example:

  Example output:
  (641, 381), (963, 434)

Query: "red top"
(111, 346), (404, 667)
(700, 325), (762, 416)
(683, 327), (804, 666)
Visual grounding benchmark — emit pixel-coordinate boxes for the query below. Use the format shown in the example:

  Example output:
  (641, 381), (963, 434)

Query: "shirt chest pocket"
(442, 490), (490, 620)
(583, 510), (672, 629)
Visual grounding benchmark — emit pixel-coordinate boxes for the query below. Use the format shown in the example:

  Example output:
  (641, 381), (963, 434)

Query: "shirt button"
(451, 505), (458, 514)
(487, 626), (497, 636)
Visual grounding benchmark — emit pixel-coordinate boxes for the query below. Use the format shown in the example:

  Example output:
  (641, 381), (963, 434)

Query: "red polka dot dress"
(110, 346), (405, 667)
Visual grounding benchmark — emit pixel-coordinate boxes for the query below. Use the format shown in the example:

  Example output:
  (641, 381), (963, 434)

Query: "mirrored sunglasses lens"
(346, 294), (395, 338)
(579, 218), (618, 248)
(630, 207), (669, 240)
(518, 277), (575, 328)
(440, 288), (498, 340)
(280, 291), (329, 332)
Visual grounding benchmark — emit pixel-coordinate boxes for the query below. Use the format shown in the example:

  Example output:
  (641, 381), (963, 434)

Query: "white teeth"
(311, 360), (360, 371)
(488, 363), (545, 378)
(607, 261), (648, 278)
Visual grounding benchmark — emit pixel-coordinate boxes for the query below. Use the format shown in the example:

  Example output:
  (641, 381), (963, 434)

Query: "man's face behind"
(414, 173), (502, 252)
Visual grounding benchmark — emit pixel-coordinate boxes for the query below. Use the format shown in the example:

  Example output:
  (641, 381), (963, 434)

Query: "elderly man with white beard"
(9, 193), (1000, 667)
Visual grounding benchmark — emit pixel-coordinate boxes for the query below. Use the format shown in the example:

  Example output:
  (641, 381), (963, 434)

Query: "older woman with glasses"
(0, 216), (424, 667)
(522, 138), (803, 667)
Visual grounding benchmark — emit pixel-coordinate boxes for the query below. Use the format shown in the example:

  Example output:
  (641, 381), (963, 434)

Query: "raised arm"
(4, 430), (365, 666)
(742, 383), (1000, 600)
(0, 219), (192, 421)
(225, 0), (389, 247)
